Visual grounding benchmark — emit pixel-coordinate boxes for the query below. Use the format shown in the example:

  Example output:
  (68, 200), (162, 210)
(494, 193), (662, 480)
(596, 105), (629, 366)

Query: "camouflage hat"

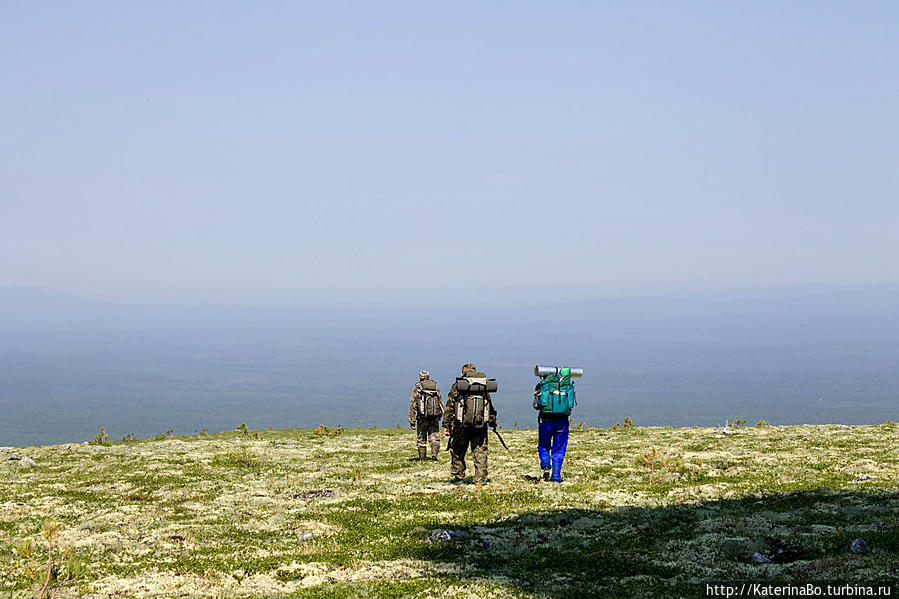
(461, 363), (477, 375)
(419, 371), (430, 380)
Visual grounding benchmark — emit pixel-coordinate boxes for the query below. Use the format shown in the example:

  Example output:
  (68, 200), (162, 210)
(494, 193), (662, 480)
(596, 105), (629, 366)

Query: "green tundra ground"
(2, 423), (898, 598)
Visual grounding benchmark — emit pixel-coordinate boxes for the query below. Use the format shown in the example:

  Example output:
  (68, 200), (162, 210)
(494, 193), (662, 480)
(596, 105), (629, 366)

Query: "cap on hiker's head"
(419, 371), (430, 380)
(461, 363), (476, 375)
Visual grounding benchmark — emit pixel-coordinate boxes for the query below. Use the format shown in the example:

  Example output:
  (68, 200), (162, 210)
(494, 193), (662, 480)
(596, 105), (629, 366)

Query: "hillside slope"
(2, 424), (898, 597)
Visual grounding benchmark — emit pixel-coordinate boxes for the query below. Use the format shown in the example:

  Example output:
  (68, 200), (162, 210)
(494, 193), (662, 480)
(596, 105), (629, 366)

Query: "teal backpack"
(537, 368), (576, 416)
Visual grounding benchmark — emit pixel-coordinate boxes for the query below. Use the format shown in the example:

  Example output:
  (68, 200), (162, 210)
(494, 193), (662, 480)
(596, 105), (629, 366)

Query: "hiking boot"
(448, 477), (465, 484)
(549, 478), (563, 483)
(542, 468), (551, 482)
(418, 448), (427, 461)
(430, 455), (438, 462)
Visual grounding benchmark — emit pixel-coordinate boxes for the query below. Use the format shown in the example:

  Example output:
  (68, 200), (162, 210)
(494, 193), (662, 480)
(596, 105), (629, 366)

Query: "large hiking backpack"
(454, 372), (497, 427)
(538, 369), (575, 416)
(416, 379), (443, 418)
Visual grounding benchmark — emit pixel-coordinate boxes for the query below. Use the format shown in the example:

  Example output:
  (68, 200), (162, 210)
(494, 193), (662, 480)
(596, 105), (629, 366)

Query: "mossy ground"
(2, 423), (898, 597)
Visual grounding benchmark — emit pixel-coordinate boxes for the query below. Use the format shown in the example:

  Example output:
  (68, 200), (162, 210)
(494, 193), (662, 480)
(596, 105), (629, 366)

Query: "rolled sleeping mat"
(534, 365), (583, 378)
(455, 376), (498, 393)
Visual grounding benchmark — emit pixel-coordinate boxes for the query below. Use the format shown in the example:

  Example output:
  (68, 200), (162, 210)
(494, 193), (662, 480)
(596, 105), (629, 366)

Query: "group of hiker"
(408, 363), (579, 484)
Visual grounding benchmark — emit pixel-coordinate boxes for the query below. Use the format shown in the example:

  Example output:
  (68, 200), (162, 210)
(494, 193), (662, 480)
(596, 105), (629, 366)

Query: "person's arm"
(443, 385), (457, 434)
(533, 383), (541, 410)
(409, 384), (418, 427)
(436, 387), (444, 429)
(487, 392), (497, 428)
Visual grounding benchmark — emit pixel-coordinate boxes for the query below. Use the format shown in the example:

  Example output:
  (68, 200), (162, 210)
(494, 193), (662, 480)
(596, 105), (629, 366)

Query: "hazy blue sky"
(2, 2), (897, 308)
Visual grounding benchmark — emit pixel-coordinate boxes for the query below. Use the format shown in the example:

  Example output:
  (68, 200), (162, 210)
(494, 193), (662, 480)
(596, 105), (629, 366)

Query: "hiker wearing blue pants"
(538, 416), (569, 482)
(534, 378), (570, 482)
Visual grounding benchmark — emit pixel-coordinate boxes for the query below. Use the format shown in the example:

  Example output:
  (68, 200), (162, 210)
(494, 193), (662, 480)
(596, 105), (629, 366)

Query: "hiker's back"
(537, 372), (575, 417)
(453, 372), (497, 428)
(416, 379), (444, 418)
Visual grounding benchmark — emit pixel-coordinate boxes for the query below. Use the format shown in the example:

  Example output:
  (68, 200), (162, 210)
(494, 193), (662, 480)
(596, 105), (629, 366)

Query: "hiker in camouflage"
(409, 371), (443, 461)
(443, 363), (497, 484)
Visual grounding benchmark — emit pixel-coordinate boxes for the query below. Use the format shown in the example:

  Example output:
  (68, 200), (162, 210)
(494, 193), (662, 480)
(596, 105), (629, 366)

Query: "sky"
(2, 2), (897, 309)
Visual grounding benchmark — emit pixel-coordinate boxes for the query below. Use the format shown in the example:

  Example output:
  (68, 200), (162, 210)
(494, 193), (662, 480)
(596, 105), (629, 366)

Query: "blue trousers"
(538, 417), (569, 481)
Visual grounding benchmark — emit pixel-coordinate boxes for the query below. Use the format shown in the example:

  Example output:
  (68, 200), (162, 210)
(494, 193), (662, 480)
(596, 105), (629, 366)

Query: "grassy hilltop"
(2, 423), (898, 598)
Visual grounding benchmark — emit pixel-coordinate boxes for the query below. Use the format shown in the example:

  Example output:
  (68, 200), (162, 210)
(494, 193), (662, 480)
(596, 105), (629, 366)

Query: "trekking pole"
(491, 426), (509, 450)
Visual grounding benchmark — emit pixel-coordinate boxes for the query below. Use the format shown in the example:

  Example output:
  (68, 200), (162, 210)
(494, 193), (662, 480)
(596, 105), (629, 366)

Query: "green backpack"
(416, 379), (443, 418)
(537, 369), (575, 416)
(454, 372), (496, 427)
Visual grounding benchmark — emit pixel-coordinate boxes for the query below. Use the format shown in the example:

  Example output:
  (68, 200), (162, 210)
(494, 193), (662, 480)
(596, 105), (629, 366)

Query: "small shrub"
(16, 521), (86, 598)
(634, 447), (681, 488)
(89, 427), (111, 447)
(311, 425), (344, 438)
(612, 417), (635, 431)
(236, 423), (250, 439)
(756, 420), (770, 428)
(212, 447), (261, 469)
(728, 419), (747, 428)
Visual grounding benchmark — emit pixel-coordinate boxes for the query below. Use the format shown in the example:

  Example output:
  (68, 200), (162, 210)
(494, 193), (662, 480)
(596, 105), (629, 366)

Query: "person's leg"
(537, 419), (553, 473)
(427, 419), (440, 459)
(416, 420), (428, 460)
(471, 427), (489, 484)
(538, 419), (553, 480)
(449, 429), (469, 480)
(550, 419), (569, 481)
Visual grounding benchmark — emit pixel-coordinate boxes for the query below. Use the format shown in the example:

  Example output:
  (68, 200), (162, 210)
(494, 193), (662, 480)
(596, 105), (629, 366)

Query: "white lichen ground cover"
(1, 424), (897, 598)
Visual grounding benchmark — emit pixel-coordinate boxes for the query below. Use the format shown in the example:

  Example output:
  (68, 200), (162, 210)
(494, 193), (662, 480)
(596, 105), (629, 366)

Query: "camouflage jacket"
(409, 381), (443, 426)
(444, 381), (497, 430)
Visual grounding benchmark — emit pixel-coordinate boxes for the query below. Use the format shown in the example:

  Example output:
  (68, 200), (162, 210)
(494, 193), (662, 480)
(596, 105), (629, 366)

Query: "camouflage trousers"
(416, 417), (441, 457)
(449, 426), (488, 483)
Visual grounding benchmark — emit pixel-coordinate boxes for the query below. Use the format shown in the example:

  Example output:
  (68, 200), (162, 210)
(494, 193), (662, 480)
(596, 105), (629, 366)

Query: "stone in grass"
(752, 552), (773, 563)
(852, 474), (871, 482)
(8, 454), (20, 461)
(427, 529), (469, 543)
(849, 538), (870, 554)
(21, 457), (36, 467)
(300, 533), (315, 542)
(292, 490), (335, 499)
